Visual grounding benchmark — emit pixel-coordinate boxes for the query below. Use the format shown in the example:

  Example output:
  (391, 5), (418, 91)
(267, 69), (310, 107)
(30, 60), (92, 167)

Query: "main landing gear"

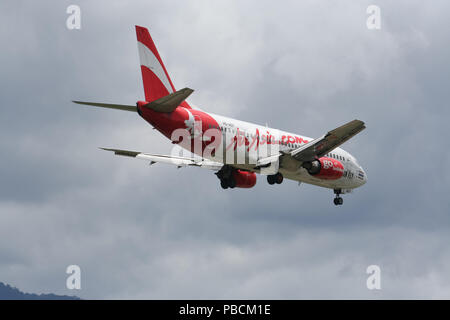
(333, 189), (344, 206)
(220, 176), (236, 189)
(267, 173), (283, 185)
(216, 166), (236, 189)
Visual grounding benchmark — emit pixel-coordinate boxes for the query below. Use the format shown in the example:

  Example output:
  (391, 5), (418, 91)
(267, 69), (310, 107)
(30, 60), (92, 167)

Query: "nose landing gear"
(333, 189), (344, 206)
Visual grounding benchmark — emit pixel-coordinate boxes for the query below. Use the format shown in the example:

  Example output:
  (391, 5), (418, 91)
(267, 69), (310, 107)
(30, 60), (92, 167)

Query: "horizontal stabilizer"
(143, 87), (193, 113)
(72, 101), (136, 112)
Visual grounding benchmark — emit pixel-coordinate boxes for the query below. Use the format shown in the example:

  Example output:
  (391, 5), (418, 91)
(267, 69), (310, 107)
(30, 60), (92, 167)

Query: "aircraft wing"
(100, 147), (223, 170)
(290, 119), (366, 162)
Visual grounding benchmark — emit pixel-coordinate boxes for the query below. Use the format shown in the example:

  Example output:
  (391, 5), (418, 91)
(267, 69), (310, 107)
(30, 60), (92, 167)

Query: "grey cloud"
(0, 0), (449, 299)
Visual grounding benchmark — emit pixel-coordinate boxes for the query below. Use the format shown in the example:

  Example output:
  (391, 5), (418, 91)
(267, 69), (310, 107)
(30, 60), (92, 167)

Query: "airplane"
(74, 25), (367, 206)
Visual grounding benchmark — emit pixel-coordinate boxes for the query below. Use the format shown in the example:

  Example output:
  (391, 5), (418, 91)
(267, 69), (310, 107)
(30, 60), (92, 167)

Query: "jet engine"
(232, 170), (257, 188)
(217, 166), (257, 189)
(302, 157), (344, 180)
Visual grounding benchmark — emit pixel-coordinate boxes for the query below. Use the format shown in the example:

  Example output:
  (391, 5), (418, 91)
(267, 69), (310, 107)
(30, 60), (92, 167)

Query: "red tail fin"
(135, 26), (177, 102)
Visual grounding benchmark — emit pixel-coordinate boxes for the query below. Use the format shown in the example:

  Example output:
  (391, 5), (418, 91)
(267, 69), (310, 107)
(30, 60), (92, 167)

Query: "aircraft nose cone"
(359, 167), (367, 185)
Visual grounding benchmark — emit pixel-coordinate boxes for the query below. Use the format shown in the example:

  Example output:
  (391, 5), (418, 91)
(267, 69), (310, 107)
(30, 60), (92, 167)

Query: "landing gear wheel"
(267, 173), (283, 185)
(220, 179), (229, 189)
(275, 173), (284, 184)
(216, 165), (236, 190)
(267, 175), (276, 185)
(228, 177), (236, 189)
(333, 189), (343, 206)
(333, 196), (344, 205)
(333, 197), (343, 206)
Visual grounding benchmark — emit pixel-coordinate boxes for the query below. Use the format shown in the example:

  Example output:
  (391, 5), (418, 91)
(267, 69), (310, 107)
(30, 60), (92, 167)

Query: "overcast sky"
(1, 0), (449, 299)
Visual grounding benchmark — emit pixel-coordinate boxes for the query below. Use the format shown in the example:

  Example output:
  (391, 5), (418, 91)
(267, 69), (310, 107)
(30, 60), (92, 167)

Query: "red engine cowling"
(304, 157), (344, 180)
(232, 170), (257, 188)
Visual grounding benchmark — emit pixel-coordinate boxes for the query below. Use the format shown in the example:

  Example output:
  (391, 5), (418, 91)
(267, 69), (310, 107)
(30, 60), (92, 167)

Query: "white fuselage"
(191, 111), (367, 190)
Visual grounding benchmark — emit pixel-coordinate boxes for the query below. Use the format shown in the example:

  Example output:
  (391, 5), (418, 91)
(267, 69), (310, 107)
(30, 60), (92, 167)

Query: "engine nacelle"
(303, 157), (344, 180)
(232, 170), (257, 188)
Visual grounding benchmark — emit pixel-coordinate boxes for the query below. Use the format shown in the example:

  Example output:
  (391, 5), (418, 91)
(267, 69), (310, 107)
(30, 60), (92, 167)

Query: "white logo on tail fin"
(137, 42), (174, 94)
